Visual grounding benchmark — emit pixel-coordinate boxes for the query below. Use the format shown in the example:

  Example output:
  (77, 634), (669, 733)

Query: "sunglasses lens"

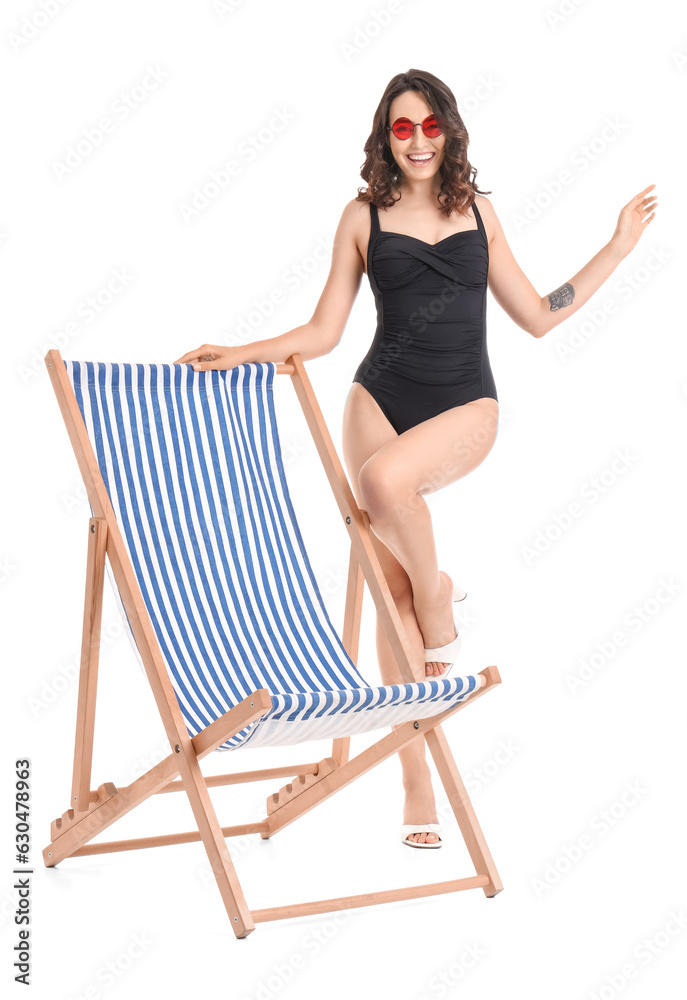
(422, 115), (442, 137)
(391, 118), (414, 139)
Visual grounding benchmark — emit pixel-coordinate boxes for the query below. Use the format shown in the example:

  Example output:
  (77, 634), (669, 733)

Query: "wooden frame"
(42, 348), (503, 939)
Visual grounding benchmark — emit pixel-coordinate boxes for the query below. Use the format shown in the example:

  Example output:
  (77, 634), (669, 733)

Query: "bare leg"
(377, 593), (445, 841)
(365, 513), (448, 844)
(342, 383), (498, 843)
(357, 394), (498, 678)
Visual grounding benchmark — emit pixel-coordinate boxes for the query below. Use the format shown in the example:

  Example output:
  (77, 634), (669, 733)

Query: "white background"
(2, 0), (686, 997)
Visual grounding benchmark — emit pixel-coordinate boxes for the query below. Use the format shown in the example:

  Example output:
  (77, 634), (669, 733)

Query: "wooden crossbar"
(155, 762), (321, 793)
(42, 348), (504, 940)
(251, 875), (491, 923)
(71, 822), (270, 857)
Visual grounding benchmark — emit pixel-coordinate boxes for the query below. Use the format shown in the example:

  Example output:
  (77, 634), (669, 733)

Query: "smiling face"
(387, 90), (445, 185)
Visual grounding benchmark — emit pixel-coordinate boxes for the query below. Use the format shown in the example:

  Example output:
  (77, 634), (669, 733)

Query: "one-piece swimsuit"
(352, 198), (497, 435)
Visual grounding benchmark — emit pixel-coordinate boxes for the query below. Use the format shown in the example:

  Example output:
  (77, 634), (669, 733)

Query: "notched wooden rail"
(266, 757), (338, 816)
(50, 781), (118, 841)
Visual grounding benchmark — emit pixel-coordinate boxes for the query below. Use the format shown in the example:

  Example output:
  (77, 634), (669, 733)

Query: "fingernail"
(193, 364), (200, 371)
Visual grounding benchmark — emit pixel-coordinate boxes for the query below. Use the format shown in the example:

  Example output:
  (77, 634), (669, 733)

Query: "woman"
(174, 69), (657, 848)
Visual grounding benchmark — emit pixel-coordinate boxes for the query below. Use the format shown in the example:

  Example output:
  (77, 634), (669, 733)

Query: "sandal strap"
(423, 627), (461, 661)
(400, 823), (443, 837)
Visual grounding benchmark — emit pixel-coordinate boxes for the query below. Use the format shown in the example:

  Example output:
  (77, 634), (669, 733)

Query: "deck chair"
(42, 348), (503, 939)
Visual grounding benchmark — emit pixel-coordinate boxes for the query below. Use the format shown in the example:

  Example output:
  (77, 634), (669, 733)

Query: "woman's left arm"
(482, 184), (658, 339)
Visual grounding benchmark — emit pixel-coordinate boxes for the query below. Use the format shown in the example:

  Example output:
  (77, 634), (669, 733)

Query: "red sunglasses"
(388, 114), (443, 140)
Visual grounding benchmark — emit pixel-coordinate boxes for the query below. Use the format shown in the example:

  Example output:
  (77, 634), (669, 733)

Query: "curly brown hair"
(356, 68), (491, 218)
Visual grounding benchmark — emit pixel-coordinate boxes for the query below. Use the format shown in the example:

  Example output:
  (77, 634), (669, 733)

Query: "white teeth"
(408, 153), (433, 162)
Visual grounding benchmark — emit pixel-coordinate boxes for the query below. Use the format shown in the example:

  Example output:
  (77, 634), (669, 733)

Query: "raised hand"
(611, 184), (658, 257)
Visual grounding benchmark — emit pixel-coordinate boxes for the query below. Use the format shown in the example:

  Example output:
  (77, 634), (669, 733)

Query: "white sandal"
(401, 823), (443, 848)
(422, 585), (466, 678)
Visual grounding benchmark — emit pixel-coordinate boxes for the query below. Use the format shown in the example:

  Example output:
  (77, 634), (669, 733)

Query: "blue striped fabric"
(64, 360), (483, 750)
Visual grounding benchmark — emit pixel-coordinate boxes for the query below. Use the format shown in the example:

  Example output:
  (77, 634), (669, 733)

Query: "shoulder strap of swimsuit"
(369, 200), (379, 236)
(471, 198), (486, 240)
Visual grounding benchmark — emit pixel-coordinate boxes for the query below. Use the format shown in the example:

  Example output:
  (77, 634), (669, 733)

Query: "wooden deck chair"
(42, 348), (503, 939)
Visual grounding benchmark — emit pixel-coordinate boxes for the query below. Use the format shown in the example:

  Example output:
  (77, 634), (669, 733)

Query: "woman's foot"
(403, 785), (441, 845)
(413, 570), (457, 677)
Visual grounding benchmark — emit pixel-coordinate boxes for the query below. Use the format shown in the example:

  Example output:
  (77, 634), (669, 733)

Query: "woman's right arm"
(173, 198), (366, 370)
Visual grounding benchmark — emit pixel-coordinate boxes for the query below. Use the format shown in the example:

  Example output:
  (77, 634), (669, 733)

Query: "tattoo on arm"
(547, 282), (575, 311)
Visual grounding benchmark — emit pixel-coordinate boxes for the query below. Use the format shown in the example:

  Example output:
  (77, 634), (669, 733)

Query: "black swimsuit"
(352, 198), (497, 435)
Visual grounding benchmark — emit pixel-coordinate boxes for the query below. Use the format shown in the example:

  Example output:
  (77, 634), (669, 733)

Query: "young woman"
(174, 68), (657, 848)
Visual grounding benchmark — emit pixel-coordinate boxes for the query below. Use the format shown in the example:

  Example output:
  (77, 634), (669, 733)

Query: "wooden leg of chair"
(425, 724), (503, 897)
(71, 517), (108, 813)
(332, 538), (365, 767)
(175, 747), (256, 938)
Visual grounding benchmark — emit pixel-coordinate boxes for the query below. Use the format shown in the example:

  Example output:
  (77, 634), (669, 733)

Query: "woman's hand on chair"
(173, 343), (246, 371)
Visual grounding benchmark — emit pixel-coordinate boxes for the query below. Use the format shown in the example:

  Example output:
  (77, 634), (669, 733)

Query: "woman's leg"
(358, 399), (498, 676)
(356, 394), (499, 677)
(343, 385), (439, 843)
(371, 530), (445, 844)
(343, 383), (498, 842)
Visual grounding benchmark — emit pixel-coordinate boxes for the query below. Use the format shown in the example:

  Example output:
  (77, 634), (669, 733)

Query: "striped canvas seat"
(64, 360), (483, 752)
